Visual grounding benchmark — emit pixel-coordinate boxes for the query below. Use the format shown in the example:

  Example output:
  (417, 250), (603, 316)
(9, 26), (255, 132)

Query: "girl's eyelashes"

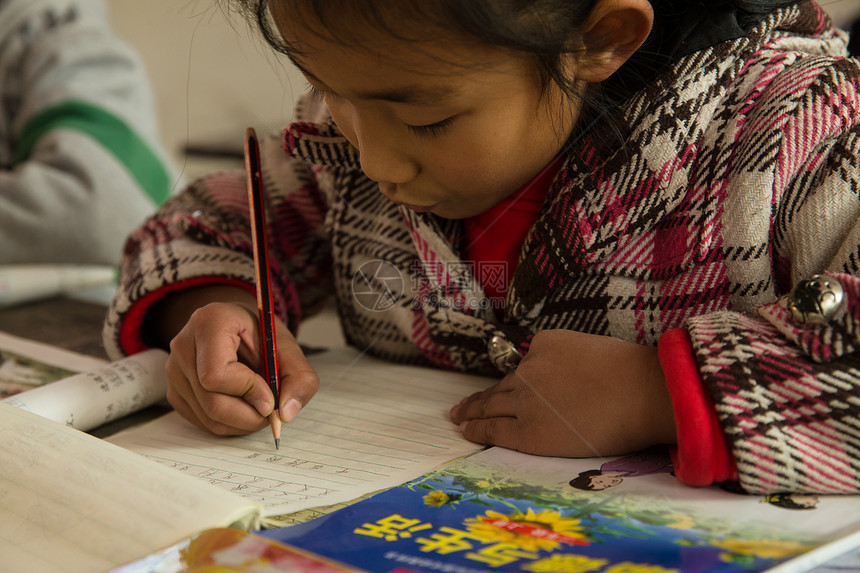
(307, 82), (456, 139)
(406, 116), (456, 139)
(307, 84), (323, 100)
(307, 84), (341, 102)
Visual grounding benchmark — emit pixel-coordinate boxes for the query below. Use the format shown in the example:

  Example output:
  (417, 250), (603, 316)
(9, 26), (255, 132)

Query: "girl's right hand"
(149, 286), (319, 435)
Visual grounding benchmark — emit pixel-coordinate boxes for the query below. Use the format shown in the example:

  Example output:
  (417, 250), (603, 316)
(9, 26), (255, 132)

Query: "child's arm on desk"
(143, 284), (319, 436)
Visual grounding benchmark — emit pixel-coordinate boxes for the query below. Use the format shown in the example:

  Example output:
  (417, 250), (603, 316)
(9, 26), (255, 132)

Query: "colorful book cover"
(261, 447), (860, 573)
(111, 528), (361, 572)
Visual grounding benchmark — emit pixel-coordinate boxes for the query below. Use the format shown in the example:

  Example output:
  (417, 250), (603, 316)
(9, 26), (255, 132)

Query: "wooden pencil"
(244, 126), (281, 449)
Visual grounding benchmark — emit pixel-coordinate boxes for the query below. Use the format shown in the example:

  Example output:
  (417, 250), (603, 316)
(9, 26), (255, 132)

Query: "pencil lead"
(275, 438), (280, 450)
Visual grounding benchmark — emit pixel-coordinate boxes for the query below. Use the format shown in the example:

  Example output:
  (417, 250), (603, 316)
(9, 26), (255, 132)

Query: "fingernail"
(280, 398), (302, 423)
(251, 397), (272, 417)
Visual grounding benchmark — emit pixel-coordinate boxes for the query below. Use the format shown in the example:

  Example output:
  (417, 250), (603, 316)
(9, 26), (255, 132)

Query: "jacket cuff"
(659, 328), (737, 486)
(119, 276), (254, 355)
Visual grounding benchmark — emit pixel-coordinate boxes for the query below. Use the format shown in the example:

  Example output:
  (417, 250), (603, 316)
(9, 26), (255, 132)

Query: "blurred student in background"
(0, 0), (174, 265)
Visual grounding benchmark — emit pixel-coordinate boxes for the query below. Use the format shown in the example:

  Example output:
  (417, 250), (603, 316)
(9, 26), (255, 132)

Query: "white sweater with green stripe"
(0, 0), (174, 264)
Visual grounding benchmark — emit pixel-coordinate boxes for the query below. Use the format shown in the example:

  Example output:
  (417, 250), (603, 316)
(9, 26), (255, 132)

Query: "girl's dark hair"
(232, 0), (598, 99)
(614, 0), (801, 96)
(233, 0), (800, 102)
(723, 0), (798, 9)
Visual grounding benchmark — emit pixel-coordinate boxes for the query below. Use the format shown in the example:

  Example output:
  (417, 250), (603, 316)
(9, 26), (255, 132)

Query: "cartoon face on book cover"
(261, 446), (860, 573)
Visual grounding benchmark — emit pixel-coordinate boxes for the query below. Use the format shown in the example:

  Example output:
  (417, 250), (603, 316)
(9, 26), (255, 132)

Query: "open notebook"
(1, 339), (495, 572)
(0, 403), (262, 573)
(106, 347), (494, 525)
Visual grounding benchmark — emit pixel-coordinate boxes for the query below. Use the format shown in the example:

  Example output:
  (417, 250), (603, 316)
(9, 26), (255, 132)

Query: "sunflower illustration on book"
(463, 508), (591, 552)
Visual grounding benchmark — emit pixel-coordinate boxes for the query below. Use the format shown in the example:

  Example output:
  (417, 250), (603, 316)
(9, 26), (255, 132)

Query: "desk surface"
(0, 296), (109, 359)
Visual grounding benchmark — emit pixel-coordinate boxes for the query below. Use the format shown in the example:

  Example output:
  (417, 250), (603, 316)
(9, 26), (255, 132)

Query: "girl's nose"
(355, 128), (418, 186)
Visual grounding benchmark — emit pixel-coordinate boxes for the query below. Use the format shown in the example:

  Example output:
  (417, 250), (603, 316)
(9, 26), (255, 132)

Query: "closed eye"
(307, 84), (345, 102)
(308, 81), (456, 138)
(406, 116), (456, 139)
(307, 84), (324, 100)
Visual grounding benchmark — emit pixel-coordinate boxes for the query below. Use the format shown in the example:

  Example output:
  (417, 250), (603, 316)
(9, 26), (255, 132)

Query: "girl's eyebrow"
(294, 61), (460, 105)
(355, 84), (460, 105)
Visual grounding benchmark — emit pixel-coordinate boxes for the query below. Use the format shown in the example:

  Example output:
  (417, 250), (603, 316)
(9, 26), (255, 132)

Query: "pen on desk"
(244, 127), (281, 450)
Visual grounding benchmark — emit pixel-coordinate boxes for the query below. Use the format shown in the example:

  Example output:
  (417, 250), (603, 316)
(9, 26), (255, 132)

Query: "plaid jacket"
(105, 1), (860, 494)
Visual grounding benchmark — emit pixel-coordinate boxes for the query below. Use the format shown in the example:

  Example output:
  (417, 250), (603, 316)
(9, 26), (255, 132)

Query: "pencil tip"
(275, 438), (280, 450)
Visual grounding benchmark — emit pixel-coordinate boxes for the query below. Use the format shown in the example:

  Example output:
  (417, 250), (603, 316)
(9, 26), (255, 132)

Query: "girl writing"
(104, 0), (860, 494)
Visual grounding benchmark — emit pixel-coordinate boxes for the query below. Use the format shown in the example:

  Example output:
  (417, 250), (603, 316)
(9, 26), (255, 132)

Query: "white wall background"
(105, 0), (308, 182)
(824, 0), (860, 25)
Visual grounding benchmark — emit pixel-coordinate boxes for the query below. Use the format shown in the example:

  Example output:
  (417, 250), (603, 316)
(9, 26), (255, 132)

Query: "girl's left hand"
(450, 329), (677, 457)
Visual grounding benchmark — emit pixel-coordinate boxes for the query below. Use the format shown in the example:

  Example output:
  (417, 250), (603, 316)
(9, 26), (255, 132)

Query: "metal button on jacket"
(488, 335), (522, 373)
(787, 274), (845, 326)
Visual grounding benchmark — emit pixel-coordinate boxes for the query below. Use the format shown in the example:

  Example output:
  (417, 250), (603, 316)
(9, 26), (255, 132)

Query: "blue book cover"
(261, 446), (860, 573)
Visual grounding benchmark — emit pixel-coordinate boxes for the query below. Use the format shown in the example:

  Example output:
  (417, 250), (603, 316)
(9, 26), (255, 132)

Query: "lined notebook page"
(0, 403), (261, 573)
(107, 347), (495, 519)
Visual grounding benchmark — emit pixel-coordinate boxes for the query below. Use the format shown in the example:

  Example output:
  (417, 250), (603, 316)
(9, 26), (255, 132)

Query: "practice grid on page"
(107, 347), (494, 516)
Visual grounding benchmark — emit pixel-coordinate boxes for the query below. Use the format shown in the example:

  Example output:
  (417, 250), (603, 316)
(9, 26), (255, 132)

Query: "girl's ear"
(576, 0), (654, 83)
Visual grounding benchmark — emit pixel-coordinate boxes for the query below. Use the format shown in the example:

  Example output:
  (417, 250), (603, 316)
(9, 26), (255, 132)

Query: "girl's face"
(272, 9), (581, 219)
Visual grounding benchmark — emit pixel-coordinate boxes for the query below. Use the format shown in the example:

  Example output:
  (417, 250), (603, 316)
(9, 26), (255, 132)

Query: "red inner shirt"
(462, 154), (565, 307)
